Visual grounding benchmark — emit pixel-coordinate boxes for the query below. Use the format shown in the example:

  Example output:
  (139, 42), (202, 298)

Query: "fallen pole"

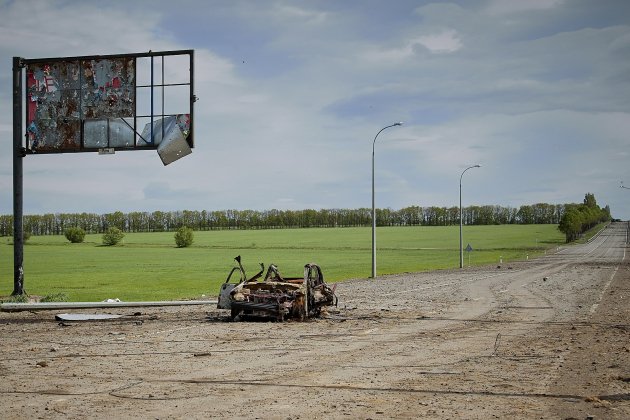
(1, 300), (218, 312)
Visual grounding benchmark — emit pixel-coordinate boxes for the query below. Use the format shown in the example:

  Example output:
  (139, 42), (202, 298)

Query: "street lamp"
(621, 181), (630, 190)
(372, 122), (403, 278)
(459, 164), (481, 269)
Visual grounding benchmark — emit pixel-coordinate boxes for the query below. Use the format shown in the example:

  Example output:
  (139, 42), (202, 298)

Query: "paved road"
(543, 221), (627, 263)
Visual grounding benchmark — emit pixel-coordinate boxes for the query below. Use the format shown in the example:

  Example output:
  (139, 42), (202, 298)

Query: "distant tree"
(517, 205), (535, 224)
(104, 211), (126, 231)
(1, 198), (615, 236)
(102, 227), (124, 246)
(558, 208), (584, 242)
(583, 193), (597, 208)
(558, 193), (611, 242)
(174, 226), (194, 248)
(65, 227), (86, 243)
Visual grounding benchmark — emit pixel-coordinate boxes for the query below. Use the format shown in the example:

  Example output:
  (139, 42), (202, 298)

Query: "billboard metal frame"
(23, 49), (194, 154)
(11, 50), (195, 295)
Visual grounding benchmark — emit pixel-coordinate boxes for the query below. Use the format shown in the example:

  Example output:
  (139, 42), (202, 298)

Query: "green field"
(0, 225), (565, 302)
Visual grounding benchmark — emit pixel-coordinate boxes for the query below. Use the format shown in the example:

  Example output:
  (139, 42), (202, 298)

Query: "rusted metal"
(22, 49), (194, 155)
(26, 57), (135, 152)
(217, 256), (337, 321)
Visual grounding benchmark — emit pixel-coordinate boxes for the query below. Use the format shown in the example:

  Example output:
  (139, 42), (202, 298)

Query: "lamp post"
(372, 122), (403, 278)
(459, 164), (481, 269)
(621, 182), (630, 244)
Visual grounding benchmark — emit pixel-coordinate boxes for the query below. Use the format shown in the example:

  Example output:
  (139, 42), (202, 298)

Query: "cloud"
(272, 3), (329, 24)
(484, 0), (565, 16)
(0, 1), (164, 56)
(414, 30), (463, 53)
(143, 181), (198, 201)
(361, 29), (462, 63)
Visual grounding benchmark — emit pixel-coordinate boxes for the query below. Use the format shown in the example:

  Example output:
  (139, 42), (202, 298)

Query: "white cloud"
(362, 29), (462, 63)
(484, 0), (565, 16)
(0, 1), (164, 56)
(272, 4), (329, 24)
(414, 29), (463, 53)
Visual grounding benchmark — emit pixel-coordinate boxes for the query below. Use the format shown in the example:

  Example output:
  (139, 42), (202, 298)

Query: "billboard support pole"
(12, 56), (25, 296)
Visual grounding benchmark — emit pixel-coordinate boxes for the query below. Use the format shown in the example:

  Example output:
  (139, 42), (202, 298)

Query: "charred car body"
(217, 256), (337, 321)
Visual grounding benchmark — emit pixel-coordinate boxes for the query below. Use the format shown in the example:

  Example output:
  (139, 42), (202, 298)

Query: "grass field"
(0, 225), (565, 302)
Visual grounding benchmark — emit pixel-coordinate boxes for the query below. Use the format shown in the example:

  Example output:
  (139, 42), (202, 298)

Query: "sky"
(0, 0), (629, 219)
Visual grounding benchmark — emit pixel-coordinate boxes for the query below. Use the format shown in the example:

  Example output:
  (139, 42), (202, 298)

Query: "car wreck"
(217, 256), (337, 321)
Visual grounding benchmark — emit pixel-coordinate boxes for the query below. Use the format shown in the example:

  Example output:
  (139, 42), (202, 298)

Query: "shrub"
(102, 227), (124, 246)
(1, 294), (28, 303)
(174, 226), (194, 248)
(65, 227), (86, 243)
(4, 232), (31, 245)
(40, 293), (69, 302)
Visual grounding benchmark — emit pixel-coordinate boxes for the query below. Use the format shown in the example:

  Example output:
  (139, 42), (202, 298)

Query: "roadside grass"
(0, 225), (565, 302)
(574, 221), (609, 244)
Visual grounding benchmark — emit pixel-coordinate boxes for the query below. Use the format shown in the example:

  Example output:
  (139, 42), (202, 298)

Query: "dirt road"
(1, 222), (628, 419)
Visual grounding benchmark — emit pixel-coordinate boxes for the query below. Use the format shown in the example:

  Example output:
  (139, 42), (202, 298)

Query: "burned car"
(217, 256), (337, 321)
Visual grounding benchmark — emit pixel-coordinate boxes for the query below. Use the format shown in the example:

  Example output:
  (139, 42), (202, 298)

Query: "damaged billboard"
(23, 50), (194, 165)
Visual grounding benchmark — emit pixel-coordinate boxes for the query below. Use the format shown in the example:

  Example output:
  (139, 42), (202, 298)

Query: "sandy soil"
(0, 223), (628, 419)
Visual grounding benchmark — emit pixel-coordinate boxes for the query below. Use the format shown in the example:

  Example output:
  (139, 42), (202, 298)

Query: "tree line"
(0, 202), (583, 237)
(558, 193), (611, 242)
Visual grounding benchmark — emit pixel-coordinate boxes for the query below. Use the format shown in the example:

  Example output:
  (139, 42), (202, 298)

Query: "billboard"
(23, 50), (194, 164)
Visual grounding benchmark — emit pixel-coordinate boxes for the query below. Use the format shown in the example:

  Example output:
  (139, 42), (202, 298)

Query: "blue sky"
(1, 0), (629, 219)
